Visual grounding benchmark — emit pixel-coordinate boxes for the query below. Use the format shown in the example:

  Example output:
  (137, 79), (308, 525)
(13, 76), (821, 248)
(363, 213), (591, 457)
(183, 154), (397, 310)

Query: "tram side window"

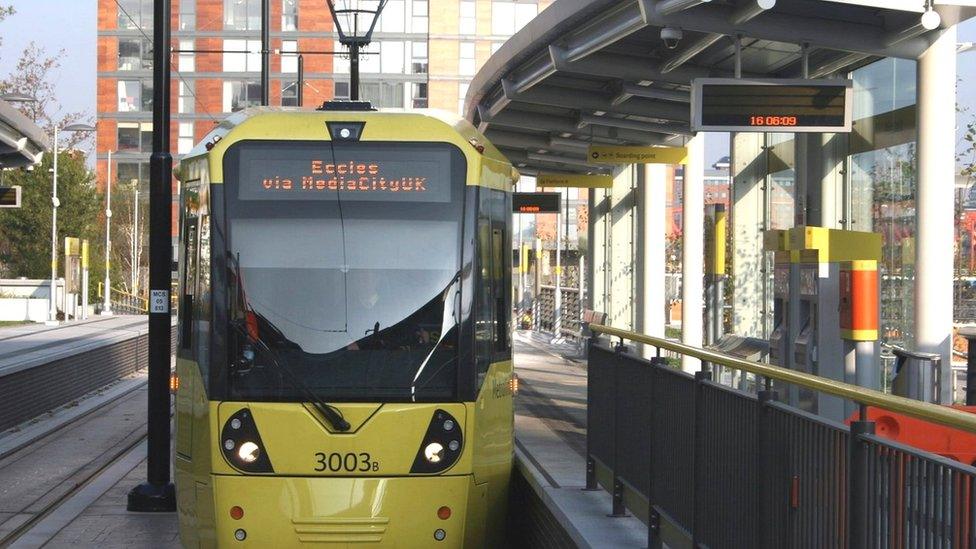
(475, 190), (495, 385)
(180, 215), (198, 354)
(194, 214), (212, 388)
(490, 188), (511, 358)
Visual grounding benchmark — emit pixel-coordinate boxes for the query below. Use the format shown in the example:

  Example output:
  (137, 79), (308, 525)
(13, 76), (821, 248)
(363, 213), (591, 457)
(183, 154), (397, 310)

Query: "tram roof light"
(326, 0), (388, 46)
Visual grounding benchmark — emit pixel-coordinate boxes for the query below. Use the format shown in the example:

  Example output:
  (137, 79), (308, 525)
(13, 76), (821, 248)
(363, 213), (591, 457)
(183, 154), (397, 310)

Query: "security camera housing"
(661, 27), (683, 50)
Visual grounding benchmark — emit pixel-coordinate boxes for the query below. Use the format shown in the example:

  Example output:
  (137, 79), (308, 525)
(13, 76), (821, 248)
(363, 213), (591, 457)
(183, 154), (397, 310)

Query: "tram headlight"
(238, 441), (261, 463)
(411, 409), (463, 474)
(220, 408), (274, 473)
(424, 442), (445, 463)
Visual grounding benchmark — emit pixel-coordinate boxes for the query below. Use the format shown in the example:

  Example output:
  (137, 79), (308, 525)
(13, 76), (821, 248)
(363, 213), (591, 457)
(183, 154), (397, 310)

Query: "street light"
(47, 122), (96, 325)
(101, 149), (114, 315)
(326, 0), (389, 101)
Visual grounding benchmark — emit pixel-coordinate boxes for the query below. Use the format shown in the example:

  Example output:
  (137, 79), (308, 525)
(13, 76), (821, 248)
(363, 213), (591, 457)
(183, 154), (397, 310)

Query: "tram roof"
(464, 0), (976, 176)
(0, 100), (49, 169)
(183, 106), (511, 167)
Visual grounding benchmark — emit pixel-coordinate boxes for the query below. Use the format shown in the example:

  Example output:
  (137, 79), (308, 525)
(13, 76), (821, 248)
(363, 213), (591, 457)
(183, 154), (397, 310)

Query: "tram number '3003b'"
(314, 452), (380, 472)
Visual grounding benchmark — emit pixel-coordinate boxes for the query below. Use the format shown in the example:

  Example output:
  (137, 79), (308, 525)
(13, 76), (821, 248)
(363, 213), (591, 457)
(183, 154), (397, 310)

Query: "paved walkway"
(513, 330), (647, 548)
(0, 316), (149, 375)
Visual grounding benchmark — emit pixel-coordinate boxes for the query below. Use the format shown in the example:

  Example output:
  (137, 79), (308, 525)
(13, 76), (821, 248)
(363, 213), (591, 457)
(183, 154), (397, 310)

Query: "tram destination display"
(235, 142), (453, 203)
(691, 78), (853, 133)
(513, 192), (561, 213)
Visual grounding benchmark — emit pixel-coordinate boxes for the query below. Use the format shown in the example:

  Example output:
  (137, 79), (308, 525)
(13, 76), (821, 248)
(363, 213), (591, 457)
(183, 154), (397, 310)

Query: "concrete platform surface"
(513, 331), (647, 548)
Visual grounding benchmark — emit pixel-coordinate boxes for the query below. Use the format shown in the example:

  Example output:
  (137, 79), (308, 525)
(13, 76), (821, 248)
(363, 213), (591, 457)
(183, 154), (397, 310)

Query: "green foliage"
(0, 152), (101, 283)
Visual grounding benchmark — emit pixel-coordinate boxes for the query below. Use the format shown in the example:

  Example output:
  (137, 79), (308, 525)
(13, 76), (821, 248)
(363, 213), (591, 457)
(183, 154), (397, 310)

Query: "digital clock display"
(692, 79), (853, 133)
(513, 192), (561, 214)
(233, 142), (453, 203)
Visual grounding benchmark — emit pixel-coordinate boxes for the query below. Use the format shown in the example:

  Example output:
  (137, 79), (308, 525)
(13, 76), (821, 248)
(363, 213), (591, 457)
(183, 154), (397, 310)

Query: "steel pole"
(681, 134), (705, 373)
(103, 150), (113, 314)
(350, 43), (360, 101)
(260, 0), (270, 106)
(133, 189), (139, 292)
(48, 127), (59, 324)
(127, 0), (176, 512)
(297, 54), (304, 107)
(553, 197), (562, 341)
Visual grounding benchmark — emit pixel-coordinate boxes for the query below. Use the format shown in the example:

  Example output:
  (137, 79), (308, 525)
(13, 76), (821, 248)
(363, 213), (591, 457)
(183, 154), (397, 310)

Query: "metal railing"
(586, 324), (976, 548)
(98, 283), (148, 315)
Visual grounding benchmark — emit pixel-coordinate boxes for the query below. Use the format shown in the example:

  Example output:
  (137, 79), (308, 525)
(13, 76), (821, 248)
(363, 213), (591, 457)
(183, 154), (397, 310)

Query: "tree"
(0, 42), (89, 150)
(0, 151), (101, 282)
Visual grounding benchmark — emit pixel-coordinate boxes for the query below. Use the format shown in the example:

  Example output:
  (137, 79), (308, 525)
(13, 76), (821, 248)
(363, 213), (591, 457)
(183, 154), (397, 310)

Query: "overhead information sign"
(513, 192), (561, 213)
(691, 78), (853, 133)
(537, 173), (612, 188)
(587, 146), (688, 165)
(0, 186), (21, 208)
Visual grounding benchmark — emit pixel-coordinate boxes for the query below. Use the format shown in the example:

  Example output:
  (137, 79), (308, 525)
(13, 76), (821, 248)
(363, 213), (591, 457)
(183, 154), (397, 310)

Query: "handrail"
(590, 324), (976, 434)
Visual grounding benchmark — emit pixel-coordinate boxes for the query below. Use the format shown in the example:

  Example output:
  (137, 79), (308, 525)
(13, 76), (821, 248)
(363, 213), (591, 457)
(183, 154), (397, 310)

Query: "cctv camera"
(661, 27), (683, 50)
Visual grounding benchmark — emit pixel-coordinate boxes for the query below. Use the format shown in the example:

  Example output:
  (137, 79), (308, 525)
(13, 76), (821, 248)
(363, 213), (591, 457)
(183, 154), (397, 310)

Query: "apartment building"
(96, 0), (552, 198)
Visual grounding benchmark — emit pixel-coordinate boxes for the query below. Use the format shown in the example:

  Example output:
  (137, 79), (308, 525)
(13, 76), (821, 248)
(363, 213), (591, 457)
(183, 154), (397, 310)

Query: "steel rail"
(590, 323), (976, 433)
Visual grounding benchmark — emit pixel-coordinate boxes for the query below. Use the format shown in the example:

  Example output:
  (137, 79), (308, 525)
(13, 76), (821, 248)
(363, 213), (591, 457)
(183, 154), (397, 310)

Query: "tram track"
(0, 381), (167, 548)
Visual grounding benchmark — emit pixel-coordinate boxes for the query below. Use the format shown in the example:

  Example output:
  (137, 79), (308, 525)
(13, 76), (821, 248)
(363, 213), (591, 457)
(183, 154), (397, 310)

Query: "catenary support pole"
(915, 25), (956, 404)
(128, 0), (176, 512)
(103, 150), (113, 315)
(297, 54), (304, 107)
(682, 135), (705, 373)
(260, 0), (270, 106)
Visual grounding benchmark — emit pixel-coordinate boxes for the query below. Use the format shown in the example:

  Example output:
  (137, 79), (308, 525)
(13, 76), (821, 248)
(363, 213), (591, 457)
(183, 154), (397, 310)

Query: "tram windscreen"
(223, 140), (466, 402)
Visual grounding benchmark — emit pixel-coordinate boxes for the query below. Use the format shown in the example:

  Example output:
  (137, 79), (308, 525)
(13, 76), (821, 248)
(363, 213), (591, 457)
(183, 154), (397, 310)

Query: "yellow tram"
(173, 105), (516, 547)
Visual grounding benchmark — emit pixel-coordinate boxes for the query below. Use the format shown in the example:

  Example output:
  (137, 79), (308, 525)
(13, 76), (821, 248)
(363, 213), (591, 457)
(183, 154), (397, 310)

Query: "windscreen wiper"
(229, 252), (350, 432)
(233, 320), (351, 432)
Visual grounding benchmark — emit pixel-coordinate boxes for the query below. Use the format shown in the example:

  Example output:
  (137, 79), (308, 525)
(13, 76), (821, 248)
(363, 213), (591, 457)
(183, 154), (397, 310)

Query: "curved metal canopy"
(0, 100), (49, 168)
(465, 0), (976, 175)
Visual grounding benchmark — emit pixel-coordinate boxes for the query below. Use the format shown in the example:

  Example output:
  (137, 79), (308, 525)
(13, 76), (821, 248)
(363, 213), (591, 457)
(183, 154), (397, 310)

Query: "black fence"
(587, 341), (976, 548)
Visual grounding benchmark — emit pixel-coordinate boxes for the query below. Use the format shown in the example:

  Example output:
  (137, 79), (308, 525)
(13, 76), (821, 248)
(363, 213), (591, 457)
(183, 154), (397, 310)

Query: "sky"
(1, 2), (975, 168)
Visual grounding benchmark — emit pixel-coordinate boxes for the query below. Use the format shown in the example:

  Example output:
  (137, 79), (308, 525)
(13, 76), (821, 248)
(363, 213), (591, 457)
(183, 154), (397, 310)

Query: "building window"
(411, 0), (428, 33)
(459, 42), (475, 76)
(360, 82), (404, 108)
(380, 41), (404, 74)
(118, 38), (152, 71)
(178, 40), (194, 72)
(460, 0), (476, 34)
(117, 122), (152, 152)
(334, 81), (350, 100)
(223, 39), (261, 72)
(117, 0), (153, 29)
(179, 0), (195, 30)
(282, 81), (299, 106)
(178, 122), (194, 154)
(412, 82), (428, 109)
(118, 80), (152, 112)
(281, 40), (298, 73)
(282, 0), (298, 31)
(380, 0), (405, 32)
(224, 0), (261, 30)
(117, 161), (149, 188)
(178, 81), (195, 114)
(491, 0), (537, 36)
(411, 41), (428, 74)
(223, 80), (262, 112)
(458, 82), (469, 115)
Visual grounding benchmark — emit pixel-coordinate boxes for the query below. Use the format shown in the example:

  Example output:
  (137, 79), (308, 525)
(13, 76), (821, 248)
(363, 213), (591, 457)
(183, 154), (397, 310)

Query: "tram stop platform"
(0, 325), (641, 547)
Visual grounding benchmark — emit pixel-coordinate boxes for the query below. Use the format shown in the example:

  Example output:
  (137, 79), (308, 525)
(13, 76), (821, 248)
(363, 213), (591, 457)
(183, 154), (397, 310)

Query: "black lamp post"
(326, 0), (388, 101)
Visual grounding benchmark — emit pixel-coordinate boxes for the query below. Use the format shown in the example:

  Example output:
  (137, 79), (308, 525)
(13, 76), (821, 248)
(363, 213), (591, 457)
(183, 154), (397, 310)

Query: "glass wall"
(847, 58), (917, 346)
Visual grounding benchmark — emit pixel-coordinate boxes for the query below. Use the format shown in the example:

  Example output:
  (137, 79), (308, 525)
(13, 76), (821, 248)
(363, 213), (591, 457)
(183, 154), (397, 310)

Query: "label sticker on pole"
(150, 289), (170, 313)
(587, 145), (688, 165)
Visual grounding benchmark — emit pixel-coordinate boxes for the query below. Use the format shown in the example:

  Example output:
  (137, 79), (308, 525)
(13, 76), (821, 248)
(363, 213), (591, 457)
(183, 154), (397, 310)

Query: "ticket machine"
(790, 226), (881, 421)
